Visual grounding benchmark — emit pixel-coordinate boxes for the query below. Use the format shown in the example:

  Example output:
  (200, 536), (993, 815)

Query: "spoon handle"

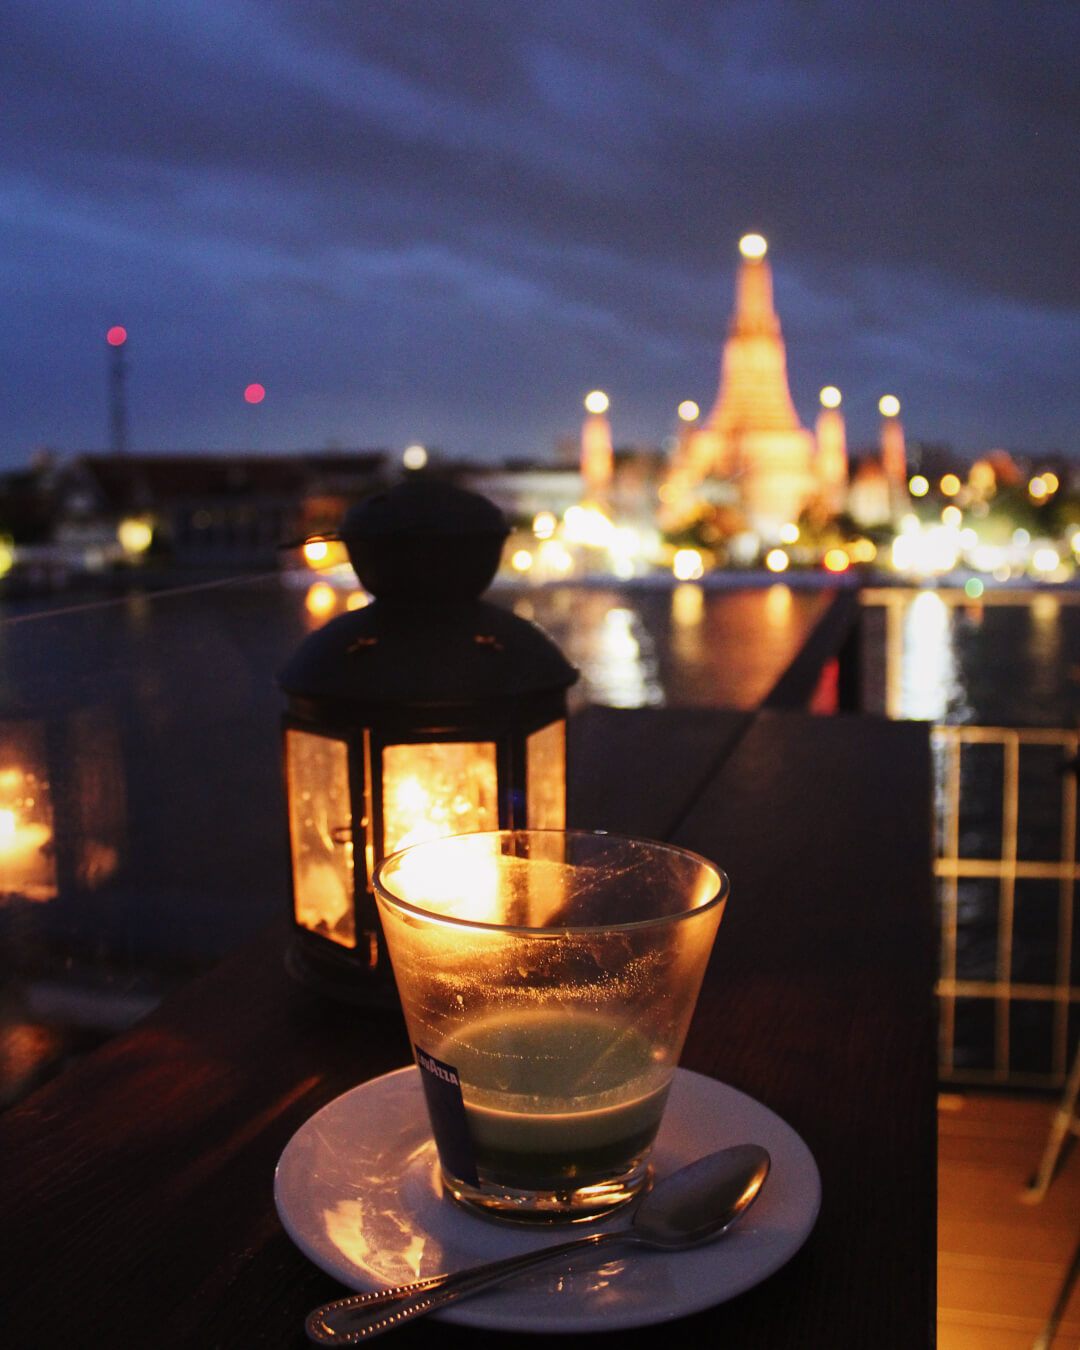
(305, 1229), (624, 1343)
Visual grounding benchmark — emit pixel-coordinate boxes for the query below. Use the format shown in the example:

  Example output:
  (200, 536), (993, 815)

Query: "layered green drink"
(443, 1008), (671, 1190)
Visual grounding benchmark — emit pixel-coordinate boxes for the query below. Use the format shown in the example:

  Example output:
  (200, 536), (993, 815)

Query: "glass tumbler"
(373, 829), (727, 1223)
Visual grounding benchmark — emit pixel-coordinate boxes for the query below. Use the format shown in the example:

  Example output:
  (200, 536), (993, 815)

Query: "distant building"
(458, 463), (585, 527)
(846, 456), (894, 530)
(0, 461), (60, 543)
(54, 452), (388, 569)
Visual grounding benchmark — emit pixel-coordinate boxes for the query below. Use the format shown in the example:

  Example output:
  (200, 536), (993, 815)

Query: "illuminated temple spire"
(663, 235), (816, 535)
(709, 234), (803, 449)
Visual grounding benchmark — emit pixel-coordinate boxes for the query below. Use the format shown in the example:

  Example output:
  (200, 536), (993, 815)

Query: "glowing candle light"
(0, 805), (53, 898)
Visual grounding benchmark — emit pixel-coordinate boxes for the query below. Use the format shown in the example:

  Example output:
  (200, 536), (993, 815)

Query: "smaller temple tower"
(580, 390), (614, 497)
(879, 395), (909, 518)
(814, 386), (848, 516)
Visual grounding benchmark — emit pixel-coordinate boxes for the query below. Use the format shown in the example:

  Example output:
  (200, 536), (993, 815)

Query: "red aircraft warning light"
(106, 326), (127, 346)
(245, 383), (266, 404)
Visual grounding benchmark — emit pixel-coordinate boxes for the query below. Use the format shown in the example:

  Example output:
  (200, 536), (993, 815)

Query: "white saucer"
(274, 1065), (821, 1333)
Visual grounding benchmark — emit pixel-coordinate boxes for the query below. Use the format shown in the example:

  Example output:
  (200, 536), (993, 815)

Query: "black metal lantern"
(278, 479), (578, 1002)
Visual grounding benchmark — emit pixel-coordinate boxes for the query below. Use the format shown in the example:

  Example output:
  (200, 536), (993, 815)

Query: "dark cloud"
(2, 0), (1078, 463)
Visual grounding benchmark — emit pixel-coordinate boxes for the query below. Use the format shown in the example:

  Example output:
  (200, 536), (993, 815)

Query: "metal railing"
(854, 588), (1080, 1087)
(934, 725), (1080, 1086)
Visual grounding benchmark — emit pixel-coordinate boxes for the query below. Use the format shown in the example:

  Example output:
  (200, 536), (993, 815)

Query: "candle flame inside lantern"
(0, 797), (55, 900)
(382, 742), (499, 857)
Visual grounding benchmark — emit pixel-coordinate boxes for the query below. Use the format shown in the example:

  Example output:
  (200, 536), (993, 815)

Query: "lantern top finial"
(340, 479), (509, 602)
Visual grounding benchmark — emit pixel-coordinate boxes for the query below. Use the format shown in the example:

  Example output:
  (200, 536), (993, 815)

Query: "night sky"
(4, 1), (1079, 471)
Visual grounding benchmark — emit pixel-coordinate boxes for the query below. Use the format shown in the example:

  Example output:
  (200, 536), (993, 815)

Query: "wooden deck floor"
(939, 1091), (1080, 1348)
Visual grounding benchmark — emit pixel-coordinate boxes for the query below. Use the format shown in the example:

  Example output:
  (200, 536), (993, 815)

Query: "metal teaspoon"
(305, 1142), (771, 1344)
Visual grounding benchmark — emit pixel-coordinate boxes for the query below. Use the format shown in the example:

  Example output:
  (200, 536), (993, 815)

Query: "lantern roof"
(340, 478), (509, 603)
(279, 479), (577, 711)
(278, 596), (576, 709)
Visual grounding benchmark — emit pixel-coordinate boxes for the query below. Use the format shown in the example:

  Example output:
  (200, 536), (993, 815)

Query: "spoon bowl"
(306, 1142), (770, 1343)
(631, 1143), (771, 1247)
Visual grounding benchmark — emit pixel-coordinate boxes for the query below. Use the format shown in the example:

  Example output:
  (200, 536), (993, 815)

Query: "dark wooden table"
(0, 703), (935, 1348)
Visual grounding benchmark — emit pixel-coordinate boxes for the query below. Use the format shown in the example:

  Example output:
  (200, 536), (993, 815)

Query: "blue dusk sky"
(3, 0), (1079, 469)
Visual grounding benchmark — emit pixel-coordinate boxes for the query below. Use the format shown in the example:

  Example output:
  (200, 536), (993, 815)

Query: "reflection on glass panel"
(382, 741), (498, 857)
(285, 729), (354, 948)
(67, 708), (125, 890)
(526, 720), (566, 830)
(0, 721), (56, 901)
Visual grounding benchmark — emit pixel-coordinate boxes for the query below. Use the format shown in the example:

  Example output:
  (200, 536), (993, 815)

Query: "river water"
(1, 573), (1077, 1097)
(861, 589), (1080, 727)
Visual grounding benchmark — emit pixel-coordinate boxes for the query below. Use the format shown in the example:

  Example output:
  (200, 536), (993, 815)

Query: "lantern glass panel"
(526, 719), (566, 829)
(381, 741), (498, 857)
(285, 728), (355, 948)
(0, 721), (57, 901)
(67, 708), (124, 890)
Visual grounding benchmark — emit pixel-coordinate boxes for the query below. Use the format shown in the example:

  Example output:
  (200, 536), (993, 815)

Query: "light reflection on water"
(898, 592), (963, 722)
(881, 591), (1080, 729)
(592, 607), (664, 709)
(510, 581), (827, 713)
(516, 590), (665, 710)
